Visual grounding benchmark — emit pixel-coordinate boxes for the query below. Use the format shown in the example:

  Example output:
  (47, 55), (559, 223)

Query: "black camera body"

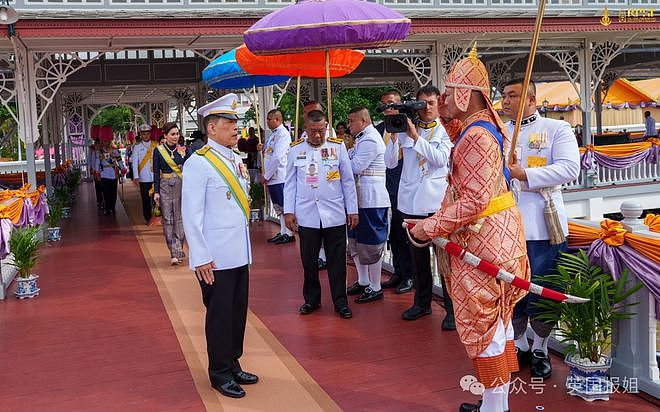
(377, 100), (427, 133)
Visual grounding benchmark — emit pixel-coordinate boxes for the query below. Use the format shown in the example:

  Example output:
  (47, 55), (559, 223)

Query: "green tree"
(244, 87), (387, 130)
(92, 106), (135, 136)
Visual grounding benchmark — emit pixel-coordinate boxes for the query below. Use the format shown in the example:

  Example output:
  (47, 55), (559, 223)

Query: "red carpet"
(0, 182), (203, 411)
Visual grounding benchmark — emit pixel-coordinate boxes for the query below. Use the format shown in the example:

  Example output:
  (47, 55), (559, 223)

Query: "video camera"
(376, 97), (427, 133)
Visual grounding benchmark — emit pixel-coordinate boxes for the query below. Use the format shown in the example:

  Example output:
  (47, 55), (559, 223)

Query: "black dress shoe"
(402, 305), (431, 320)
(335, 306), (353, 319)
(531, 349), (552, 378)
(267, 233), (284, 243)
(233, 370), (259, 385)
(346, 281), (367, 296)
(516, 347), (532, 367)
(212, 380), (245, 398)
(299, 302), (320, 315)
(355, 287), (384, 304)
(381, 276), (402, 289)
(441, 313), (456, 331)
(459, 400), (481, 412)
(275, 234), (295, 244)
(396, 278), (414, 294)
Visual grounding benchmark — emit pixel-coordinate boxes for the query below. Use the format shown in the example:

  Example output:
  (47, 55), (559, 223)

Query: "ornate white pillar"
(12, 38), (39, 188)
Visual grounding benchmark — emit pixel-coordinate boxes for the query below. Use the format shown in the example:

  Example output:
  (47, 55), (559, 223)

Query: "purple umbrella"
(244, 0), (410, 134)
(244, 0), (410, 55)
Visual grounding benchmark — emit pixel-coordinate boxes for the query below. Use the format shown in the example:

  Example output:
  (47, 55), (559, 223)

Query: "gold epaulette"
(327, 136), (344, 144)
(290, 139), (304, 147)
(195, 145), (211, 155)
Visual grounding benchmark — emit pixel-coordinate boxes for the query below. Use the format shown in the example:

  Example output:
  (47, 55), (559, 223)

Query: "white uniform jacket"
(131, 141), (155, 182)
(92, 149), (126, 180)
(384, 119), (452, 215)
(506, 112), (580, 240)
(263, 124), (290, 185)
(284, 137), (358, 229)
(181, 139), (252, 271)
(348, 124), (391, 209)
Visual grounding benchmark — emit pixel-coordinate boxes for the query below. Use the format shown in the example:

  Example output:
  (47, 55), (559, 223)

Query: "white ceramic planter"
(565, 354), (612, 402)
(15, 274), (40, 299)
(47, 227), (61, 242)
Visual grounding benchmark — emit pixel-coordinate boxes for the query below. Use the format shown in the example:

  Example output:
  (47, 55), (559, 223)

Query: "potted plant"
(249, 182), (264, 222)
(8, 225), (44, 299)
(54, 186), (71, 218)
(46, 194), (63, 242)
(534, 250), (643, 402)
(65, 167), (81, 203)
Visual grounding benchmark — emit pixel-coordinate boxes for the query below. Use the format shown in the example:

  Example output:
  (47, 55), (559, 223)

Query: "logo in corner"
(600, 7), (612, 26)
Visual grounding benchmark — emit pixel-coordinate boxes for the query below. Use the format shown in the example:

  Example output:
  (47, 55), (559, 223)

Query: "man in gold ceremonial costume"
(407, 46), (531, 412)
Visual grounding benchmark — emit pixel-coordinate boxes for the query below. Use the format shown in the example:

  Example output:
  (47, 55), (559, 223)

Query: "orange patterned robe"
(423, 109), (530, 360)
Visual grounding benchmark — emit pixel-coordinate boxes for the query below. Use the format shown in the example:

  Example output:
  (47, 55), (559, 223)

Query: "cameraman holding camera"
(383, 85), (455, 327)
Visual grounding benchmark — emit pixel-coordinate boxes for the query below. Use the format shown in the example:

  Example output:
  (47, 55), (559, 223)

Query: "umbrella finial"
(469, 42), (478, 60)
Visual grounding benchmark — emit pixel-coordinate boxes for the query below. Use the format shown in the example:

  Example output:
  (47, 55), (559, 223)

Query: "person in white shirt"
(644, 111), (657, 138)
(502, 78), (580, 379)
(301, 101), (336, 269)
(258, 109), (294, 244)
(131, 123), (157, 223)
(383, 85), (454, 327)
(345, 107), (391, 303)
(182, 94), (259, 399)
(284, 110), (359, 319)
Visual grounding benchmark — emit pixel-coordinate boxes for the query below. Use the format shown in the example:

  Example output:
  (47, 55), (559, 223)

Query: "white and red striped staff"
(403, 222), (589, 304)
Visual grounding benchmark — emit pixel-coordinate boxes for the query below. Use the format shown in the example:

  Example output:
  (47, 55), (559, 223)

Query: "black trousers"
(139, 182), (153, 223)
(389, 197), (413, 281)
(402, 212), (434, 309)
(94, 180), (104, 207)
(298, 224), (348, 309)
(199, 265), (249, 384)
(100, 178), (118, 213)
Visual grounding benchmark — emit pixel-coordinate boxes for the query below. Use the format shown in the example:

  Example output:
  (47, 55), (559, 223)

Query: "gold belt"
(161, 173), (178, 179)
(479, 191), (515, 218)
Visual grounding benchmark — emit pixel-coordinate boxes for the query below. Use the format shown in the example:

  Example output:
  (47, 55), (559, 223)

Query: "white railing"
(594, 160), (660, 187)
(562, 154), (659, 190)
(0, 159), (50, 175)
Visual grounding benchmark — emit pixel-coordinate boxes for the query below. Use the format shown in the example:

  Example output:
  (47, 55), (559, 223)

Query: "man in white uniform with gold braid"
(501, 78), (580, 379)
(131, 123), (157, 224)
(182, 94), (259, 399)
(345, 107), (390, 303)
(384, 85), (455, 327)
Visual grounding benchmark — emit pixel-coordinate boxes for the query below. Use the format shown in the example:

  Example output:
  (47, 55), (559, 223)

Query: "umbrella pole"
(294, 75), (301, 141)
(508, 0), (547, 165)
(325, 50), (333, 138)
(252, 84), (268, 220)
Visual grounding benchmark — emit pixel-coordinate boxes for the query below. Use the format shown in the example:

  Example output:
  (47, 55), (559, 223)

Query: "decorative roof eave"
(7, 18), (257, 38)
(5, 17), (659, 38)
(410, 17), (660, 34)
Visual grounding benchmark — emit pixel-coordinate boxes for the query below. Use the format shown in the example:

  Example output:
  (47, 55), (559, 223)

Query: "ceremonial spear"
(402, 0), (588, 305)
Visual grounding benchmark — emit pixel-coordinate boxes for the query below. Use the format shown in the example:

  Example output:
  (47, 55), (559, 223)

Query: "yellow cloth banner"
(579, 138), (659, 157)
(568, 220), (660, 264)
(0, 184), (45, 224)
(643, 214), (660, 233)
